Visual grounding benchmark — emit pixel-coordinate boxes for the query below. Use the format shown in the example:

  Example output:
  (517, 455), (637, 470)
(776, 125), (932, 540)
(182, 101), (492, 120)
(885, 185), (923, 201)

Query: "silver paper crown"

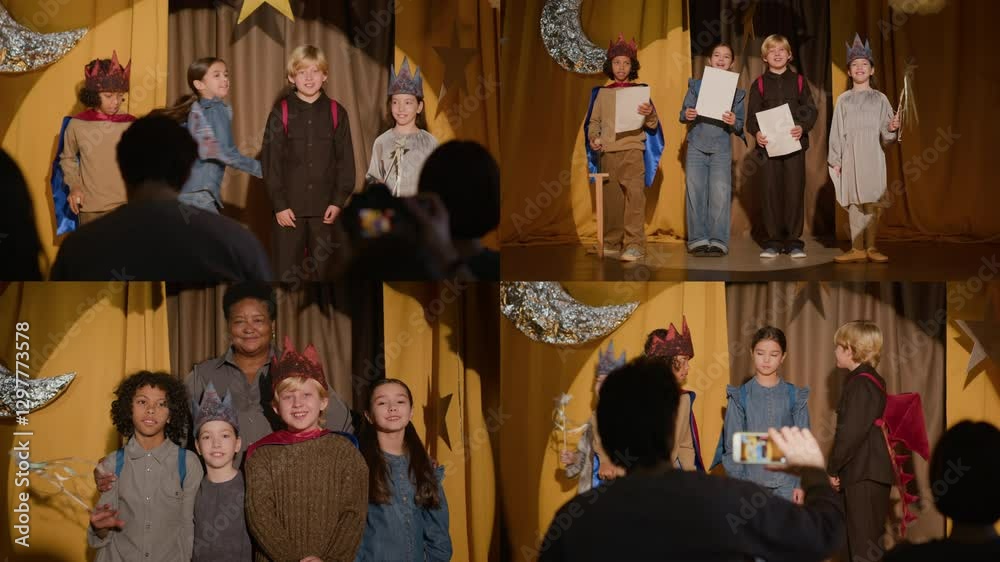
(596, 340), (627, 377)
(846, 33), (874, 65)
(388, 57), (424, 98)
(193, 382), (239, 434)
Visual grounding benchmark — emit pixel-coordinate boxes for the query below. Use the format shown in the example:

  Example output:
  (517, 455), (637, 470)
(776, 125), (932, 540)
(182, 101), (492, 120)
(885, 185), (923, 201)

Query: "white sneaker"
(790, 249), (807, 259)
(759, 248), (779, 258)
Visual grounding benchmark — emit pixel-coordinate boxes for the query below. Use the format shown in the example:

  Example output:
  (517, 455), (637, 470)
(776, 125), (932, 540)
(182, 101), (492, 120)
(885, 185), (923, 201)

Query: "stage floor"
(501, 238), (1000, 281)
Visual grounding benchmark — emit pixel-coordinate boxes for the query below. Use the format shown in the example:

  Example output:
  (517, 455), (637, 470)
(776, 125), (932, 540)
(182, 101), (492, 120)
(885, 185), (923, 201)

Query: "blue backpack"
(114, 446), (187, 486)
(710, 381), (797, 470)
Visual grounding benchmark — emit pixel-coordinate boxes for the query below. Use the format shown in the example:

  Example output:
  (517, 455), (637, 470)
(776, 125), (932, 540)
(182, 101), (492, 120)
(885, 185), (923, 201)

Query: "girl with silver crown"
(366, 58), (438, 197)
(829, 34), (902, 264)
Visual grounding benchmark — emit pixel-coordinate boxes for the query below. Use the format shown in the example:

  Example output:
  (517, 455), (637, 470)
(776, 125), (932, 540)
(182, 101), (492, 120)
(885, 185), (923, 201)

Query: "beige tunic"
(828, 89), (897, 207)
(671, 392), (697, 471)
(60, 118), (131, 212)
(366, 129), (438, 197)
(587, 86), (659, 153)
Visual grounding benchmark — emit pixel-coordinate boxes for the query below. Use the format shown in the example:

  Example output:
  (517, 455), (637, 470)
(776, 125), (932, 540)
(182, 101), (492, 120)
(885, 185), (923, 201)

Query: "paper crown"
(388, 57), (424, 98)
(846, 33), (874, 65)
(272, 336), (328, 391)
(84, 50), (131, 93)
(607, 33), (638, 61)
(595, 340), (627, 377)
(193, 382), (239, 434)
(645, 317), (695, 359)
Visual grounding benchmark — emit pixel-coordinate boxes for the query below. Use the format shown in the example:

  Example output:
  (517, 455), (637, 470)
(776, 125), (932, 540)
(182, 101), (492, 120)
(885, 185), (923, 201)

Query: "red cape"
(72, 108), (137, 123)
(245, 427), (331, 461)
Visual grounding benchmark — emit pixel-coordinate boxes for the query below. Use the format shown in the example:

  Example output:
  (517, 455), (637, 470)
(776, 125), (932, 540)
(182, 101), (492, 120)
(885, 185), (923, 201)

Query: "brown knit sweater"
(245, 433), (368, 562)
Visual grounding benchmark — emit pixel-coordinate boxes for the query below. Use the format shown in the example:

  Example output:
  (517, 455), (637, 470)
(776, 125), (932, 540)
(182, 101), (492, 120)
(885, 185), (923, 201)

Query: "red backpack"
(280, 98), (339, 134)
(856, 372), (930, 537)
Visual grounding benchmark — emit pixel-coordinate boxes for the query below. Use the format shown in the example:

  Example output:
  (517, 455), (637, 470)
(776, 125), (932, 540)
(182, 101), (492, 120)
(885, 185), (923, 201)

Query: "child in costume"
(584, 34), (665, 262)
(55, 52), (136, 230)
(715, 326), (809, 503)
(828, 321), (894, 562)
(746, 34), (818, 260)
(679, 43), (746, 257)
(561, 341), (627, 492)
(366, 58), (438, 197)
(88, 371), (203, 562)
(356, 378), (452, 561)
(157, 57), (261, 213)
(261, 45), (356, 280)
(829, 35), (901, 264)
(644, 319), (705, 472)
(244, 338), (367, 561)
(192, 382), (252, 562)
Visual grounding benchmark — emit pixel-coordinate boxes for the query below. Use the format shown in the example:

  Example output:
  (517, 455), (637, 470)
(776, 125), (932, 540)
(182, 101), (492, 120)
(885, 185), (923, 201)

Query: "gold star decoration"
(238, 0), (294, 24)
(954, 295), (1000, 384)
(433, 24), (478, 117)
(791, 281), (832, 320)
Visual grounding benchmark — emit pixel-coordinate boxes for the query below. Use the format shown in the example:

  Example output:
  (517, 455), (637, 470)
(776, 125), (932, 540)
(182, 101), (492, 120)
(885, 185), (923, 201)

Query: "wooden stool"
(589, 172), (609, 258)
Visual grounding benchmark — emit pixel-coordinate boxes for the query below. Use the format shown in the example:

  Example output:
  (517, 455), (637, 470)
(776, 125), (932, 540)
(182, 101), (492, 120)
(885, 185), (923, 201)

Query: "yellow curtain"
(499, 1), (690, 245)
(382, 282), (498, 562)
(395, 0), (501, 248)
(0, 282), (170, 560)
(500, 282), (728, 560)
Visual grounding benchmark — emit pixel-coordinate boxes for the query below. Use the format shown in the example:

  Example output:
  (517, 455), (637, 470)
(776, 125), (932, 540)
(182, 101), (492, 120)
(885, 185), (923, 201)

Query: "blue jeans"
(685, 147), (732, 252)
(178, 190), (220, 214)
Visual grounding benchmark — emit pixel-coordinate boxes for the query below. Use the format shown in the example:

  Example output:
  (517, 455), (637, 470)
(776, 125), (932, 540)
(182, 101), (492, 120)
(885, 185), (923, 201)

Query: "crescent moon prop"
(500, 282), (638, 346)
(0, 364), (75, 417)
(0, 3), (87, 74)
(540, 0), (605, 74)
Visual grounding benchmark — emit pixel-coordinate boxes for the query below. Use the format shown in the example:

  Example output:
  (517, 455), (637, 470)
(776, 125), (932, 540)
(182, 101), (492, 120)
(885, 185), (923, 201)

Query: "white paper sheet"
(694, 66), (739, 121)
(755, 103), (801, 157)
(615, 86), (651, 133)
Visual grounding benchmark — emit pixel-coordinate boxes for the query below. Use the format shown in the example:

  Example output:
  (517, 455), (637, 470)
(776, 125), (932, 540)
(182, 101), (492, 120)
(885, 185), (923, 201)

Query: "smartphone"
(732, 432), (786, 464)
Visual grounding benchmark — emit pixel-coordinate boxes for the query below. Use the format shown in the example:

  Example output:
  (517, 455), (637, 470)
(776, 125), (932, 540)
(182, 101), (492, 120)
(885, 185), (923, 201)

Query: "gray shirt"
(88, 437), (204, 562)
(193, 472), (252, 562)
(366, 129), (438, 197)
(185, 346), (355, 461)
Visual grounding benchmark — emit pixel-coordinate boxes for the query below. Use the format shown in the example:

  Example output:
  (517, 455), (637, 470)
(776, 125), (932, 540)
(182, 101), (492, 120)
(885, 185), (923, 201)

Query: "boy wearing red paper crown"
(244, 337), (367, 562)
(584, 34), (665, 262)
(54, 51), (136, 231)
(643, 318), (705, 472)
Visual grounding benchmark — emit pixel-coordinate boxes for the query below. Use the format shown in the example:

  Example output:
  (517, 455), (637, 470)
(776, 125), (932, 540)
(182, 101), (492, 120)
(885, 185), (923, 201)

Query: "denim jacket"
(356, 453), (452, 561)
(181, 98), (262, 206)
(679, 78), (746, 153)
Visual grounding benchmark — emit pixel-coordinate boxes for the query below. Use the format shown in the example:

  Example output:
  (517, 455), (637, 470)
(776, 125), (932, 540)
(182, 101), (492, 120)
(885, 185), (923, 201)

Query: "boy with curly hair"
(88, 371), (203, 562)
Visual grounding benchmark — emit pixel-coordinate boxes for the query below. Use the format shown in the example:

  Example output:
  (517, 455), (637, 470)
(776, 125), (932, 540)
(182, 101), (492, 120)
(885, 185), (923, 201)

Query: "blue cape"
(51, 116), (79, 235)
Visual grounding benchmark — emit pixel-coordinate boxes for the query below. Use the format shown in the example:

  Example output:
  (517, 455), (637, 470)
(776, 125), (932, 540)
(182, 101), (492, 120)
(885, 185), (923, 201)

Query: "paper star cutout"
(0, 364), (75, 418)
(237, 0), (294, 24)
(433, 24), (478, 115)
(954, 296), (1000, 380)
(791, 282), (831, 320)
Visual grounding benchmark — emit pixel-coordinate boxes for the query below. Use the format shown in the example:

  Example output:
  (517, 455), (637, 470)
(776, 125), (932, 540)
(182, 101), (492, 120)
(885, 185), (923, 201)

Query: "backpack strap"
(114, 447), (125, 478)
(281, 99), (289, 135)
(756, 76), (764, 96)
(856, 372), (885, 393)
(330, 99), (339, 130)
(797, 73), (803, 95)
(787, 382), (796, 417)
(178, 448), (187, 487)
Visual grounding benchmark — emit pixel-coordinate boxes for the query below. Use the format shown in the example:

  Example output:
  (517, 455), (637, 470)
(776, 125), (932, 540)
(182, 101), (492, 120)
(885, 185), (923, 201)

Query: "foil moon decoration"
(540, 0), (605, 74)
(0, 364), (75, 417)
(500, 282), (638, 346)
(0, 3), (87, 74)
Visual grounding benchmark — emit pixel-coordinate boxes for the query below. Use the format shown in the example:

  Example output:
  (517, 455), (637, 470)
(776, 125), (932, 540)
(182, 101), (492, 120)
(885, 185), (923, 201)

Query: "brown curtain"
(167, 0), (394, 255)
(833, 0), (999, 242)
(165, 282), (384, 409)
(725, 282), (946, 555)
(695, 0), (836, 240)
